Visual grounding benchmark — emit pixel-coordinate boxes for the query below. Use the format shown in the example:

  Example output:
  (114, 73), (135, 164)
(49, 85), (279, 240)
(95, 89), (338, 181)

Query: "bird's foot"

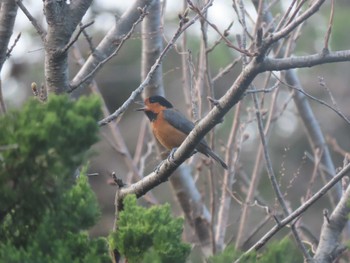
(154, 148), (185, 173)
(168, 147), (178, 160)
(165, 147), (180, 167)
(154, 160), (164, 174)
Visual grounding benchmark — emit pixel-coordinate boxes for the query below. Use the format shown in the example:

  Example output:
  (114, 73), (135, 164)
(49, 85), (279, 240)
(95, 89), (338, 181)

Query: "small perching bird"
(137, 95), (227, 169)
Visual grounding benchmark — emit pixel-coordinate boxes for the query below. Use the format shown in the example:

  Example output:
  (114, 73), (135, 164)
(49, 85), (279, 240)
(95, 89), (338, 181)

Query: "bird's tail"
(206, 149), (228, 170)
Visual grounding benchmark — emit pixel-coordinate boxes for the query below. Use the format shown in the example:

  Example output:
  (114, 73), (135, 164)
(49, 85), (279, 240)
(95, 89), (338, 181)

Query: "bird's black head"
(148, 96), (173, 108)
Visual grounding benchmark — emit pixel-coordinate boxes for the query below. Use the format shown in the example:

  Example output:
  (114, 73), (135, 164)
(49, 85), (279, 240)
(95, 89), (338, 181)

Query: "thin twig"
(234, 162), (350, 262)
(188, 51), (199, 121)
(304, 148), (323, 201)
(98, 1), (215, 126)
(215, 101), (241, 250)
(267, 0), (326, 47)
(212, 57), (241, 83)
(323, 0), (335, 52)
(16, 0), (46, 39)
(61, 21), (94, 54)
(69, 9), (147, 92)
(179, 1), (192, 117)
(187, 0), (252, 56)
(206, 21), (234, 53)
(235, 81), (280, 248)
(251, 84), (311, 260)
(6, 33), (21, 58)
(0, 79), (6, 114)
(276, 74), (350, 126)
(80, 22), (95, 53)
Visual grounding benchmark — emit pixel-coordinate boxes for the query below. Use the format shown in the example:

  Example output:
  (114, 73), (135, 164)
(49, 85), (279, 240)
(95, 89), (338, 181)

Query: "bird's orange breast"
(151, 111), (188, 150)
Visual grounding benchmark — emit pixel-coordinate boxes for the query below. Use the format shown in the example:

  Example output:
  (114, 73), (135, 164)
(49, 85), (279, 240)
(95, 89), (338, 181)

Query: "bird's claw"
(154, 161), (164, 174)
(168, 147), (178, 160)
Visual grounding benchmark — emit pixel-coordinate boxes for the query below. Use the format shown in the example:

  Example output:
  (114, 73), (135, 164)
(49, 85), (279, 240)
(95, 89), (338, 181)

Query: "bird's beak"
(135, 107), (146, 111)
(135, 100), (146, 111)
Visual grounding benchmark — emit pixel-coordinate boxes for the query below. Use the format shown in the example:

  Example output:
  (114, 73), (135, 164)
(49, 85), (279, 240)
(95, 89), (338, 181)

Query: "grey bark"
(0, 0), (18, 72)
(43, 0), (93, 94)
(70, 0), (154, 96)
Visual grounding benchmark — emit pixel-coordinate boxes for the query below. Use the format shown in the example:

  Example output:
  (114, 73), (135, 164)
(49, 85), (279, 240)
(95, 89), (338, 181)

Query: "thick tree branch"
(0, 0), (18, 71)
(109, 9), (350, 202)
(98, 0), (214, 126)
(118, 57), (261, 200)
(313, 184), (350, 262)
(139, 0), (214, 257)
(43, 0), (93, 94)
(69, 10), (147, 93)
(70, 0), (155, 95)
(261, 50), (350, 71)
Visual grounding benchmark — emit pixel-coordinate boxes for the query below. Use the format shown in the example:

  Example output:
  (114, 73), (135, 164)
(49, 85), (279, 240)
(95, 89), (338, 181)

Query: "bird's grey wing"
(162, 109), (195, 135)
(163, 109), (210, 154)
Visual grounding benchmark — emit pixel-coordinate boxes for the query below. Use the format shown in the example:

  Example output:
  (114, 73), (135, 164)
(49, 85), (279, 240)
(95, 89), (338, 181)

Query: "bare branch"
(98, 0), (215, 126)
(16, 0), (45, 39)
(314, 184), (350, 262)
(5, 32), (21, 58)
(71, 44), (158, 205)
(187, 0), (252, 56)
(70, 0), (155, 93)
(235, 163), (350, 262)
(79, 22), (95, 54)
(252, 0), (341, 207)
(0, 79), (5, 114)
(61, 21), (94, 54)
(0, 0), (18, 70)
(261, 50), (350, 71)
(264, 72), (350, 126)
(267, 0), (326, 46)
(215, 101), (241, 251)
(323, 0), (335, 52)
(251, 84), (311, 260)
(69, 10), (147, 92)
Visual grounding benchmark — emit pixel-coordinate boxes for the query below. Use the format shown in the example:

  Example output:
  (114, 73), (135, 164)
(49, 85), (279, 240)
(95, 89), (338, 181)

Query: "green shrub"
(109, 195), (191, 263)
(0, 95), (109, 262)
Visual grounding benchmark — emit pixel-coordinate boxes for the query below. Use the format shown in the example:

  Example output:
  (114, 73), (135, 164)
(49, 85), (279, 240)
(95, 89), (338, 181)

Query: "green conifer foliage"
(208, 237), (303, 263)
(0, 95), (109, 262)
(109, 195), (191, 263)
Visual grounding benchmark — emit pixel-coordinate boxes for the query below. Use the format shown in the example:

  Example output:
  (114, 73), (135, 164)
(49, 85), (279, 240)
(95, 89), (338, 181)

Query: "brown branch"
(187, 0), (252, 56)
(280, 0), (307, 32)
(323, 0), (335, 52)
(235, 82), (280, 249)
(267, 0), (326, 46)
(215, 101), (241, 251)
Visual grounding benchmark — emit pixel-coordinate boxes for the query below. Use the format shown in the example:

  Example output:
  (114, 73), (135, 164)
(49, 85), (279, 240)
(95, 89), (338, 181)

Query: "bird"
(137, 95), (228, 169)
